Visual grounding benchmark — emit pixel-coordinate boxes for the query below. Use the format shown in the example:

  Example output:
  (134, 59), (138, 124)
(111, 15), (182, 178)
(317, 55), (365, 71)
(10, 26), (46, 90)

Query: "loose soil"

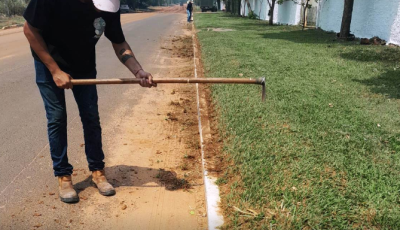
(76, 15), (207, 230)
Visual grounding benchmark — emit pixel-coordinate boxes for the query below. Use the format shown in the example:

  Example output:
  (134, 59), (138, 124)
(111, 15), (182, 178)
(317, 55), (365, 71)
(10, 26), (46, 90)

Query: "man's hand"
(112, 42), (155, 88)
(135, 70), (157, 88)
(52, 69), (73, 89)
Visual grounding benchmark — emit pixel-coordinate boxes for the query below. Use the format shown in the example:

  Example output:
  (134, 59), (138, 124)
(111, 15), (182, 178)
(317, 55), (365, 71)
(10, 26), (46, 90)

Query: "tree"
(339, 0), (354, 39)
(266, 0), (276, 25)
(300, 0), (310, 30)
(267, 0), (295, 25)
(0, 0), (27, 16)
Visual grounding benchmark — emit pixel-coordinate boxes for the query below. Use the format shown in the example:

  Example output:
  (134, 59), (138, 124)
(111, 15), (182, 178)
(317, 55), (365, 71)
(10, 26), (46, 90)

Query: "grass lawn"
(195, 13), (400, 229)
(0, 15), (25, 28)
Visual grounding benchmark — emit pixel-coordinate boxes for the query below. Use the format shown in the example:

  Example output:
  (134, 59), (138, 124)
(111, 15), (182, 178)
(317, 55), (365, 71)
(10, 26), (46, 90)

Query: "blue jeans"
(35, 60), (105, 177)
(187, 10), (192, 22)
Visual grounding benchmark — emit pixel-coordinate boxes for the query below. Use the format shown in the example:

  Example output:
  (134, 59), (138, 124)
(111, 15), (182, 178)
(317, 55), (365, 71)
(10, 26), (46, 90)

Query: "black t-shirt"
(187, 2), (193, 12)
(24, 0), (125, 74)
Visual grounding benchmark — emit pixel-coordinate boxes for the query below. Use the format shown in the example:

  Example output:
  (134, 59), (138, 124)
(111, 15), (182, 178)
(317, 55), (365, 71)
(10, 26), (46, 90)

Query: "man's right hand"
(52, 70), (73, 89)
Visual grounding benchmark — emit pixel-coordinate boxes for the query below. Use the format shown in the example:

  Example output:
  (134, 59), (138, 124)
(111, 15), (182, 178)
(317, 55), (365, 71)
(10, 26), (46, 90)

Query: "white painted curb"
(192, 21), (224, 229)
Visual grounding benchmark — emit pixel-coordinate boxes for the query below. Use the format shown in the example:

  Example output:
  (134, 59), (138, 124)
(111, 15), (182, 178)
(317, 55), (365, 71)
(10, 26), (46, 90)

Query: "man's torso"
(24, 0), (124, 74)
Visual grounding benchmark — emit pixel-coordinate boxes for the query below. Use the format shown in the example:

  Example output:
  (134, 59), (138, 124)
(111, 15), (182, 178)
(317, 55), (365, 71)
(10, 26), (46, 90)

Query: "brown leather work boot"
(58, 175), (79, 203)
(92, 170), (116, 196)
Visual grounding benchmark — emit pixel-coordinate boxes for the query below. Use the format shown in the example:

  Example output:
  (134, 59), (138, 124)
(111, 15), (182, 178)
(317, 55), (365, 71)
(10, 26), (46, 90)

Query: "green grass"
(0, 15), (25, 28)
(195, 13), (400, 229)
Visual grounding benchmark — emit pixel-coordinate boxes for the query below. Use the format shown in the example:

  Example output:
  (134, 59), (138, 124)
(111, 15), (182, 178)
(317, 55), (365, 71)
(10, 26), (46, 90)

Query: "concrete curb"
(191, 20), (224, 230)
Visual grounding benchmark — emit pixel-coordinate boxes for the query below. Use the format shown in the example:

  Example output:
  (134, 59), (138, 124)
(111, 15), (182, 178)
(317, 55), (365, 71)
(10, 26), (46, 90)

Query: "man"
(187, 0), (193, 22)
(23, 0), (156, 203)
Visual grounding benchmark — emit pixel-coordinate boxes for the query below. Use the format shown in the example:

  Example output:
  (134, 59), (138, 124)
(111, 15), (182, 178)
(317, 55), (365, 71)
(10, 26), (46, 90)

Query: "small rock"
(329, 103), (333, 108)
(33, 223), (42, 228)
(238, 73), (243, 77)
(121, 204), (127, 210)
(33, 213), (42, 217)
(49, 192), (55, 196)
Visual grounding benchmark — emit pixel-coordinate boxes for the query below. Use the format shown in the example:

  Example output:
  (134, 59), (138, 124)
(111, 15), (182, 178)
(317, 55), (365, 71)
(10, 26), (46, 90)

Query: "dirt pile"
(360, 36), (387, 45)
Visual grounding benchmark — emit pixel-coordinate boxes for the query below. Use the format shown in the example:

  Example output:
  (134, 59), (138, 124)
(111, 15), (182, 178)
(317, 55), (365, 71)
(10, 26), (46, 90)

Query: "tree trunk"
(302, 0), (309, 30)
(226, 0), (231, 12)
(268, 0), (275, 25)
(339, 0), (354, 38)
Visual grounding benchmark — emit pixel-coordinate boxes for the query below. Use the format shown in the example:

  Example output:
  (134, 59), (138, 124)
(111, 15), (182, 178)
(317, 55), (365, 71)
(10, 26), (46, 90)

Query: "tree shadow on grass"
(353, 70), (400, 99)
(342, 48), (400, 99)
(197, 13), (272, 31)
(340, 48), (400, 64)
(259, 29), (348, 44)
(74, 165), (190, 194)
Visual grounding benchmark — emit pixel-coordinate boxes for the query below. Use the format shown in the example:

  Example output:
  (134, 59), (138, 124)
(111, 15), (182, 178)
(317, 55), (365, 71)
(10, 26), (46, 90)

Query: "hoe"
(71, 77), (266, 102)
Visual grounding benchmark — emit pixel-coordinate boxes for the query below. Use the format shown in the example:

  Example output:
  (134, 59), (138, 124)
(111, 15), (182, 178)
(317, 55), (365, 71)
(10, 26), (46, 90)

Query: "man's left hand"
(135, 70), (157, 88)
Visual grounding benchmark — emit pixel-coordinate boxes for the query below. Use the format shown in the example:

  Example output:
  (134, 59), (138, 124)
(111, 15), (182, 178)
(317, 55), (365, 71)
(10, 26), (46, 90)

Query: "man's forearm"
(112, 41), (143, 76)
(23, 22), (61, 74)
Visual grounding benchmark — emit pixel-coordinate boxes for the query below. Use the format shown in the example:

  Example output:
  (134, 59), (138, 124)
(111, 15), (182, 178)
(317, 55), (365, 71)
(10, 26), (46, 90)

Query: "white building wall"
(241, 0), (300, 25)
(389, 3), (400, 45)
(317, 0), (400, 44)
(251, 0), (267, 20)
(259, 0), (268, 20)
(275, 1), (301, 25)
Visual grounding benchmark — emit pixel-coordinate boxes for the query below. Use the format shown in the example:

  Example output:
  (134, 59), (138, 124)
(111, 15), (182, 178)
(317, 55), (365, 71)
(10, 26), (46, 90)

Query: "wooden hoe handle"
(71, 77), (266, 101)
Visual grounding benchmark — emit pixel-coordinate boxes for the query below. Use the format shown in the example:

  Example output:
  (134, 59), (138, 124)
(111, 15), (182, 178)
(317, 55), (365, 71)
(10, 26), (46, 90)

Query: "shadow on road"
(74, 165), (190, 193)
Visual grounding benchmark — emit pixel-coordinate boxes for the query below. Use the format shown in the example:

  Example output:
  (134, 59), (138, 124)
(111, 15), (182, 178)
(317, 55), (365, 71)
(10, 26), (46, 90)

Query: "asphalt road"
(0, 12), (185, 228)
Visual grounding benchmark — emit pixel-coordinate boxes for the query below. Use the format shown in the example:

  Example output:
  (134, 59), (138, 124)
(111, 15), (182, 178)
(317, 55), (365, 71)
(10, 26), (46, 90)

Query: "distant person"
(23, 0), (156, 203)
(187, 0), (193, 22)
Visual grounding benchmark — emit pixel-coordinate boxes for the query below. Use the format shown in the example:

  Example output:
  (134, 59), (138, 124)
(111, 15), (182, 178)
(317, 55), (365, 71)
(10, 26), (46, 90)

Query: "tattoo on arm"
(121, 54), (133, 64)
(119, 48), (126, 55)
